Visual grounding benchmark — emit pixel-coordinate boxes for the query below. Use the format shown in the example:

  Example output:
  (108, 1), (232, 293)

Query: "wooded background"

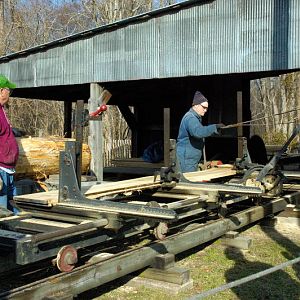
(0, 0), (175, 166)
(250, 72), (300, 146)
(1, 0), (300, 167)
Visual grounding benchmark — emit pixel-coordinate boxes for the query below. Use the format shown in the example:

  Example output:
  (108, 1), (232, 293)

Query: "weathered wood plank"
(88, 84), (108, 182)
(14, 190), (59, 206)
(85, 166), (236, 199)
(112, 158), (164, 168)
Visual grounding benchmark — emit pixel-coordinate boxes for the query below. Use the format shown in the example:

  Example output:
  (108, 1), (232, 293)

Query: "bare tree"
(250, 72), (300, 145)
(7, 98), (64, 137)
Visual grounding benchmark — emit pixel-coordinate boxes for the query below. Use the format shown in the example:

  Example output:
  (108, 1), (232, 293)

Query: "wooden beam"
(63, 100), (72, 138)
(237, 91), (243, 158)
(88, 83), (103, 181)
(118, 103), (138, 158)
(164, 108), (170, 166)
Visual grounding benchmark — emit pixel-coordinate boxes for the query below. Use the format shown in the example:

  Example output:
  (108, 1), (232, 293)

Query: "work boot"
(0, 207), (14, 218)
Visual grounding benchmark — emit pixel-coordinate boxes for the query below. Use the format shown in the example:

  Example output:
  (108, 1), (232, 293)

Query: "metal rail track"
(0, 197), (287, 300)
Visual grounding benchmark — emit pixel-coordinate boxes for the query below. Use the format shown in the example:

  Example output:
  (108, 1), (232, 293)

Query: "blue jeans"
(0, 169), (18, 213)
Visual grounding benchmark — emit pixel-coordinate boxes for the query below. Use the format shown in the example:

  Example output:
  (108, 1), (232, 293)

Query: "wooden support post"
(224, 231), (239, 239)
(151, 253), (175, 270)
(164, 108), (170, 166)
(74, 100), (84, 187)
(63, 101), (72, 138)
(88, 83), (103, 182)
(127, 264), (193, 294)
(126, 252), (192, 294)
(118, 103), (138, 158)
(237, 91), (243, 158)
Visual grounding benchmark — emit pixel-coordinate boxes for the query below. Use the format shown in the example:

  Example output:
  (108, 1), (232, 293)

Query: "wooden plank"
(113, 158), (143, 162)
(14, 190), (59, 206)
(85, 177), (161, 199)
(183, 167), (236, 181)
(112, 158), (163, 166)
(85, 166), (236, 199)
(112, 160), (164, 169)
(19, 218), (74, 232)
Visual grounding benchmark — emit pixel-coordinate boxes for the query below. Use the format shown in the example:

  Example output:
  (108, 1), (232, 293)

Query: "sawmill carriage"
(0, 100), (299, 276)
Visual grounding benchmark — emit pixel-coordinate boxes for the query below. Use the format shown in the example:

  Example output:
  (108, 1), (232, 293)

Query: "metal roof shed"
(0, 0), (299, 178)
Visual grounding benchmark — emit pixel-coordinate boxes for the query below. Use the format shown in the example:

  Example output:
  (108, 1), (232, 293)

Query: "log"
(15, 137), (91, 180)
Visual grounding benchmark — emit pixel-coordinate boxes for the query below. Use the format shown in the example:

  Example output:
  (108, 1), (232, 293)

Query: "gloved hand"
(216, 123), (225, 129)
(12, 128), (26, 137)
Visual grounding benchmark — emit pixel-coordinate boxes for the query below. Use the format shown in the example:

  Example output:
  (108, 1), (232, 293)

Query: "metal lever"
(256, 125), (300, 182)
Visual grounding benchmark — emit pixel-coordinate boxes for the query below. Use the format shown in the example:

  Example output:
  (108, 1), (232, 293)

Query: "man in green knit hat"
(0, 74), (19, 217)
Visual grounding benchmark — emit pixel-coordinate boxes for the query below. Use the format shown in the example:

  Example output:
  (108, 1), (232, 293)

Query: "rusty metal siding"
(0, 0), (299, 88)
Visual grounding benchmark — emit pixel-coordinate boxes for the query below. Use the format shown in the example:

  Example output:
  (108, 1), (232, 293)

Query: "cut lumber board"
(85, 166), (236, 199)
(183, 167), (236, 181)
(19, 218), (74, 229)
(112, 158), (164, 169)
(85, 176), (161, 199)
(14, 190), (59, 206)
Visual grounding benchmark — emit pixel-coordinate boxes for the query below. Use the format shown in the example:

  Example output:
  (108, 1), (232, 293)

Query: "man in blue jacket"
(176, 91), (223, 172)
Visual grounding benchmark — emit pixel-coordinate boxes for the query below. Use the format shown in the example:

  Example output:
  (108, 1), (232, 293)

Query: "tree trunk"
(16, 137), (91, 180)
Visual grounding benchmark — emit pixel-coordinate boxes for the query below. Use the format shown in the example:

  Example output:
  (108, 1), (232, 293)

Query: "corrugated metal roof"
(0, 0), (299, 88)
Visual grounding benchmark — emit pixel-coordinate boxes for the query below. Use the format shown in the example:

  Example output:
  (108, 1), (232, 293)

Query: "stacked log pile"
(16, 137), (91, 180)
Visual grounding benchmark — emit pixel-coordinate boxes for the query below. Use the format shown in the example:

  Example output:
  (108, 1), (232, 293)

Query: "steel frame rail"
(0, 198), (287, 300)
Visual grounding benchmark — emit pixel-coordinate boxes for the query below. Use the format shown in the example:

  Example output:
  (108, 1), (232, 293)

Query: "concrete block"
(224, 231), (239, 239)
(140, 266), (190, 285)
(221, 236), (252, 250)
(126, 276), (193, 294)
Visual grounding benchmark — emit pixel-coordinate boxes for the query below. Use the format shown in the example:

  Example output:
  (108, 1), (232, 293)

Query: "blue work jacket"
(176, 108), (218, 172)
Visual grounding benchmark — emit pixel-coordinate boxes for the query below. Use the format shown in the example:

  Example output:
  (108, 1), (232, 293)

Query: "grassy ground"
(81, 222), (300, 300)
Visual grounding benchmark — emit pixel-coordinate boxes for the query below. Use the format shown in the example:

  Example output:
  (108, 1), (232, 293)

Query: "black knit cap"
(192, 91), (208, 105)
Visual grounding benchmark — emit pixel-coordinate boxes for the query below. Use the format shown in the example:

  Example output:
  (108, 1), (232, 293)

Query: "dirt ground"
(80, 219), (300, 300)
